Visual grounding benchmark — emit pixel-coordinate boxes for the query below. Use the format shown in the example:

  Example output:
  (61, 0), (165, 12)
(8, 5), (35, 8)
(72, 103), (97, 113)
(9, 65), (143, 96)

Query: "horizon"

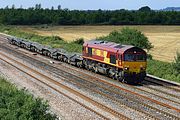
(0, 0), (180, 10)
(1, 5), (180, 11)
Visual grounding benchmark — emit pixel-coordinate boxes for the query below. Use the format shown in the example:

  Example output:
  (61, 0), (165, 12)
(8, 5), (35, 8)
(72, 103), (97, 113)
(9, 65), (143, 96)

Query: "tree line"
(0, 6), (180, 25)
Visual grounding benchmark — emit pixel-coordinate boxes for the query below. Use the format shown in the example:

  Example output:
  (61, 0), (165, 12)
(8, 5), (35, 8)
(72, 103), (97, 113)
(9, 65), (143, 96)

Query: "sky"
(0, 0), (179, 10)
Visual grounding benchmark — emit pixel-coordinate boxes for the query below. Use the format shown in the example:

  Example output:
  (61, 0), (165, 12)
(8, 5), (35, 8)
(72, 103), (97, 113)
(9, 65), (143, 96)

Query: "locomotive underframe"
(83, 58), (146, 84)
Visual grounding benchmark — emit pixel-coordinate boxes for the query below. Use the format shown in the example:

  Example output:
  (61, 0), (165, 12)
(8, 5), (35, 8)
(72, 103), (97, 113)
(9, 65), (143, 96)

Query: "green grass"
(147, 60), (180, 83)
(0, 25), (179, 83)
(0, 77), (57, 120)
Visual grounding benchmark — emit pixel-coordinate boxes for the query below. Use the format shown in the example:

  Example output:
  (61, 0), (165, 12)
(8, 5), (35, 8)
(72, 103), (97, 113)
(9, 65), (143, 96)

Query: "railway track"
(65, 65), (180, 105)
(48, 67), (180, 119)
(0, 43), (180, 119)
(56, 62), (180, 104)
(141, 80), (180, 100)
(145, 75), (180, 92)
(0, 50), (130, 120)
(0, 43), (155, 119)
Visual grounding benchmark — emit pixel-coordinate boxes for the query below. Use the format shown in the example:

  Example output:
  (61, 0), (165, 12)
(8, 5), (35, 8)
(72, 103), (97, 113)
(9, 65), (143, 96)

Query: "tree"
(51, 6), (54, 10)
(38, 4), (41, 9)
(35, 4), (41, 9)
(58, 5), (61, 10)
(20, 5), (23, 9)
(0, 7), (180, 25)
(109, 17), (118, 25)
(35, 4), (38, 9)
(139, 6), (151, 12)
(12, 4), (15, 9)
(5, 5), (9, 9)
(98, 28), (153, 51)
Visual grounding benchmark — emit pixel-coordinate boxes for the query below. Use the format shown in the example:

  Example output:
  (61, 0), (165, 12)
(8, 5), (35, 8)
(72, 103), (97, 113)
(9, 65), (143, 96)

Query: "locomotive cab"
(122, 47), (147, 83)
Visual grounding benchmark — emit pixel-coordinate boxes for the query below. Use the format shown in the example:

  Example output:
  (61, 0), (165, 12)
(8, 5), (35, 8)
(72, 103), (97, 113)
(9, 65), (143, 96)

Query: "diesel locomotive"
(7, 37), (147, 84)
(83, 40), (147, 83)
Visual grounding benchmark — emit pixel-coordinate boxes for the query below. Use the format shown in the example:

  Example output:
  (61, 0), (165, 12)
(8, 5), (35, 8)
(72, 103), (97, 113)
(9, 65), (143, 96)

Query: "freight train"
(7, 37), (147, 84)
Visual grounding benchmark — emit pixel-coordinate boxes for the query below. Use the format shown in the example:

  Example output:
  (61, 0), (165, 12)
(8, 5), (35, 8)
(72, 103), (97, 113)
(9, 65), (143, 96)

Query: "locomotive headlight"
(140, 65), (145, 70)
(124, 67), (129, 71)
(140, 67), (146, 71)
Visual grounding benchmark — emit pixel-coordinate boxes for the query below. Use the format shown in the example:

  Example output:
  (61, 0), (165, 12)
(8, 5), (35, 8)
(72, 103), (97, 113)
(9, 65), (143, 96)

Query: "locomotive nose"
(123, 61), (146, 74)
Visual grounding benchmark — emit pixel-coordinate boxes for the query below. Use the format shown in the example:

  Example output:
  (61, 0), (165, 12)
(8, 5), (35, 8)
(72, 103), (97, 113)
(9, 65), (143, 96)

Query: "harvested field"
(18, 25), (180, 62)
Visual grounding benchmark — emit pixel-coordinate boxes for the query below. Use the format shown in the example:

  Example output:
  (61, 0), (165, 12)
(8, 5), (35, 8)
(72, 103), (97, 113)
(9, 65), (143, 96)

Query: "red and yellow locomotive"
(82, 40), (147, 84)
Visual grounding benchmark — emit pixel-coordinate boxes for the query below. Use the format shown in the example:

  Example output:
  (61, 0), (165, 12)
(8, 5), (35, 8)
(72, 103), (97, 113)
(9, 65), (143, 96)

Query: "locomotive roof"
(84, 40), (134, 53)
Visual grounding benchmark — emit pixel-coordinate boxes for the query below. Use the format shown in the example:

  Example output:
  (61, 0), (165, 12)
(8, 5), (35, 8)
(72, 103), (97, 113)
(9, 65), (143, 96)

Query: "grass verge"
(0, 25), (179, 83)
(147, 60), (180, 83)
(0, 76), (57, 120)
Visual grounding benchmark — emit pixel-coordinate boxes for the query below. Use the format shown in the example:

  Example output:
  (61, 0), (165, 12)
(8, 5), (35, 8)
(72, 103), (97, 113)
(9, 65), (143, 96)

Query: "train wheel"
(76, 62), (81, 68)
(85, 65), (88, 70)
(112, 75), (117, 80)
(57, 56), (61, 61)
(67, 59), (70, 64)
(87, 65), (91, 71)
(118, 77), (124, 82)
(94, 66), (98, 73)
(63, 57), (68, 63)
(118, 71), (124, 82)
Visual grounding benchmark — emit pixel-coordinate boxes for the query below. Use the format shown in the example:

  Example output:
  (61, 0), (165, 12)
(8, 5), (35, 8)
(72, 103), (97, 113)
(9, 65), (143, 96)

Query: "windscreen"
(124, 53), (146, 61)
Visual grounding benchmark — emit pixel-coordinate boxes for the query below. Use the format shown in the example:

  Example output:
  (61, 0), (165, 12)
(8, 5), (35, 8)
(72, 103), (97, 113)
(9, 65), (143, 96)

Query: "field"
(18, 25), (180, 62)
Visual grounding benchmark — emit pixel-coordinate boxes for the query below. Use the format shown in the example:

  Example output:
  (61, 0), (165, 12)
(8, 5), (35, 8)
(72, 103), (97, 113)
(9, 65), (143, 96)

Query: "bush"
(52, 36), (63, 41)
(98, 28), (153, 51)
(147, 54), (153, 60)
(172, 52), (180, 74)
(147, 60), (180, 82)
(0, 77), (57, 120)
(73, 38), (84, 45)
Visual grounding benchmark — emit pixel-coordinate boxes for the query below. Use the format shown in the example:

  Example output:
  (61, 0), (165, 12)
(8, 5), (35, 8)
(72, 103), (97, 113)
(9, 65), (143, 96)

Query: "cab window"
(124, 54), (146, 61)
(136, 54), (146, 61)
(118, 54), (122, 61)
(124, 54), (135, 61)
(110, 54), (116, 64)
(88, 47), (92, 57)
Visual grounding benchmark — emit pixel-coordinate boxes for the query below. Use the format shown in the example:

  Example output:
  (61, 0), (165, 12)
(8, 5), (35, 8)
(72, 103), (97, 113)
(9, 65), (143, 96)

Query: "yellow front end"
(122, 61), (147, 83)
(122, 61), (147, 74)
